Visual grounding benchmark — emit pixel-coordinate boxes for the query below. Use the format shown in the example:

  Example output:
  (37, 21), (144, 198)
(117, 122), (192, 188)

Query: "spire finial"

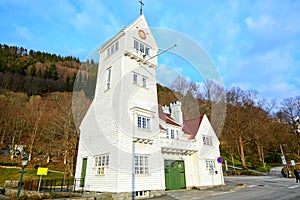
(139, 0), (144, 15)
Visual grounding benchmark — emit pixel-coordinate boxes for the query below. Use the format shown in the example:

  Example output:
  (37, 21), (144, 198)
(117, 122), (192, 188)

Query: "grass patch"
(0, 167), (65, 187)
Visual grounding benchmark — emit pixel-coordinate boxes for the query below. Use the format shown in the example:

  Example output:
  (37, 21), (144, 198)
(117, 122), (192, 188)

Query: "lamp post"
(17, 153), (28, 198)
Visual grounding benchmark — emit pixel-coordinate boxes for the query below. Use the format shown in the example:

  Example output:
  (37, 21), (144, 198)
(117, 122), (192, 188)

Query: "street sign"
(37, 167), (48, 192)
(281, 156), (286, 165)
(217, 156), (223, 163)
(291, 160), (295, 166)
(37, 167), (48, 176)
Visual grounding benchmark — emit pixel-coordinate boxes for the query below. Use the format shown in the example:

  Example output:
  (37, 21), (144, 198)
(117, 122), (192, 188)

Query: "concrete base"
(96, 190), (164, 200)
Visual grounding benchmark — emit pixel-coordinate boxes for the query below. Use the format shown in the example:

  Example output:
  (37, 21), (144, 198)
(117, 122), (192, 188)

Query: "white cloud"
(156, 64), (182, 87)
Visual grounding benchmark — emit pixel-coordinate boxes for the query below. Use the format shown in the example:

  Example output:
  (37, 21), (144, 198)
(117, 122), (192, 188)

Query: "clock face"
(138, 30), (146, 40)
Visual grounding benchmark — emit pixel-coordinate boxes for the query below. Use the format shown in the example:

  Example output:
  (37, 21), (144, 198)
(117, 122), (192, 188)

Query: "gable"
(182, 116), (203, 139)
(123, 14), (158, 50)
(195, 115), (220, 144)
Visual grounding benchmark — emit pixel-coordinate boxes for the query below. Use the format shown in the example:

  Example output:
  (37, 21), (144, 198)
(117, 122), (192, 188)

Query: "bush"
(0, 162), (18, 167)
(265, 152), (281, 163)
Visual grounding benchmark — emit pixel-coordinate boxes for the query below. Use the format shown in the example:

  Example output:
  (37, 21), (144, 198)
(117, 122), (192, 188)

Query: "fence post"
(66, 179), (69, 193)
(61, 178), (63, 192)
(73, 179), (76, 193)
(81, 179), (84, 194)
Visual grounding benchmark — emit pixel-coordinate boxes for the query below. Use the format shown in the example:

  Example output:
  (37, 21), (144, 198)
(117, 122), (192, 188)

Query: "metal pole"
(17, 167), (25, 198)
(37, 175), (42, 192)
(280, 144), (289, 177)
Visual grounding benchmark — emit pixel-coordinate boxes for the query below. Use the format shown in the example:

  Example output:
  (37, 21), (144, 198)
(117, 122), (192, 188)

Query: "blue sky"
(0, 0), (300, 101)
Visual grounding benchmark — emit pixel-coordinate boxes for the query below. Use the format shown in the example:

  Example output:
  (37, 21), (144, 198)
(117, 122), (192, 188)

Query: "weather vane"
(139, 0), (144, 15)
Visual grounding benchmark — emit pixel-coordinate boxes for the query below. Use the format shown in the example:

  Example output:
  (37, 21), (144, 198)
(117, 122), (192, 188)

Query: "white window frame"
(134, 39), (150, 56)
(95, 154), (109, 175)
(134, 155), (149, 175)
(170, 129), (174, 139)
(166, 128), (169, 138)
(134, 40), (139, 50)
(105, 67), (112, 90)
(107, 49), (110, 58)
(205, 160), (215, 174)
(133, 73), (138, 84)
(106, 40), (119, 58)
(142, 77), (147, 88)
(176, 130), (179, 140)
(137, 115), (150, 130)
(115, 41), (119, 51)
(203, 136), (213, 146)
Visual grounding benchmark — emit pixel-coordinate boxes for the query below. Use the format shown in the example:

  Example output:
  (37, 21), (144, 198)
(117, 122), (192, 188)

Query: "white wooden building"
(74, 14), (224, 199)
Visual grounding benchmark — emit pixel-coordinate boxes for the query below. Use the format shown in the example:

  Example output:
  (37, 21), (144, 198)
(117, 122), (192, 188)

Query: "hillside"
(0, 44), (98, 95)
(0, 44), (299, 174)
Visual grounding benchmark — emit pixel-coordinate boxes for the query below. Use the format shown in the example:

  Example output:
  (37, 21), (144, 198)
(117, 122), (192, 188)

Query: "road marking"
(248, 185), (257, 188)
(288, 185), (300, 189)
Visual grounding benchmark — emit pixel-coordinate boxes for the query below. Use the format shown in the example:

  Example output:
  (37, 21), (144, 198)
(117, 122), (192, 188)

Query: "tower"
(74, 14), (164, 197)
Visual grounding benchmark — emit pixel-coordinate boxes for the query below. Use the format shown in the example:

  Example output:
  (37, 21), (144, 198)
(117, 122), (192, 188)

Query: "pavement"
(148, 178), (245, 200)
(0, 180), (244, 200)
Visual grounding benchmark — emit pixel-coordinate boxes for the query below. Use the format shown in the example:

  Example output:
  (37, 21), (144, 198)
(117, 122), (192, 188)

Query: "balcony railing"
(160, 137), (197, 155)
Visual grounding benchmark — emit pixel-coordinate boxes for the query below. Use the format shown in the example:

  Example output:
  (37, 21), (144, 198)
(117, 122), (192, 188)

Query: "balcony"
(160, 137), (197, 155)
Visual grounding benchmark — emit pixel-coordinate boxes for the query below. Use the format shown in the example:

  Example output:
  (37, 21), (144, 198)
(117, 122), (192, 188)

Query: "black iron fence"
(21, 178), (84, 194)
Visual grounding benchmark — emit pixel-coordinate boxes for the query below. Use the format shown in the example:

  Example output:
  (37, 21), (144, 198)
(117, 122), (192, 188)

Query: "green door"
(80, 158), (87, 187)
(164, 160), (186, 190)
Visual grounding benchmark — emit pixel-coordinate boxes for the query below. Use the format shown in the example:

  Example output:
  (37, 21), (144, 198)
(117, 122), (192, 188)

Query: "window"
(115, 41), (119, 51)
(145, 47), (150, 56)
(105, 68), (112, 90)
(135, 191), (149, 198)
(134, 40), (139, 50)
(171, 129), (174, 139)
(134, 39), (150, 56)
(107, 49), (110, 58)
(140, 43), (144, 53)
(176, 130), (179, 139)
(166, 128), (169, 138)
(133, 73), (138, 84)
(95, 154), (109, 175)
(203, 136), (213, 146)
(134, 155), (149, 174)
(142, 77), (147, 88)
(106, 41), (119, 58)
(205, 160), (215, 173)
(110, 45), (114, 55)
(137, 115), (150, 130)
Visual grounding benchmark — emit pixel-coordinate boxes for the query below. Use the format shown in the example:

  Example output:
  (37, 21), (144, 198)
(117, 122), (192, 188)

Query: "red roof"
(182, 116), (203, 139)
(159, 113), (181, 127)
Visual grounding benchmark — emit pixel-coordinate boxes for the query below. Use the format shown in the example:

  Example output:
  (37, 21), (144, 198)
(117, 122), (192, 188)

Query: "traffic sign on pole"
(217, 156), (223, 163)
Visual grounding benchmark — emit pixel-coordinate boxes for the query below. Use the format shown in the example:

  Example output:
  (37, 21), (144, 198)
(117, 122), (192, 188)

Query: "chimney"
(162, 105), (170, 114)
(170, 101), (183, 125)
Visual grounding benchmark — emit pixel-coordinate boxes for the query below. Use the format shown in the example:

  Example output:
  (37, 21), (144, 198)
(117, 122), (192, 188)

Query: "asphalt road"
(150, 176), (300, 200)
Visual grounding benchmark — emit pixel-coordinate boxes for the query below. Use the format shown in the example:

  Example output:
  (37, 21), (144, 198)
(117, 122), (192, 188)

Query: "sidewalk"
(148, 179), (245, 200)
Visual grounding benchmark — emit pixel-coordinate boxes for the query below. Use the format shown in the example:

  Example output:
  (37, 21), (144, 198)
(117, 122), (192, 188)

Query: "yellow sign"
(37, 167), (48, 175)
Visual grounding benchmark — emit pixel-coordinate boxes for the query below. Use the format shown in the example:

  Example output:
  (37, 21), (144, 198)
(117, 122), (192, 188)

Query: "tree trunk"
(256, 142), (262, 162)
(238, 135), (247, 169)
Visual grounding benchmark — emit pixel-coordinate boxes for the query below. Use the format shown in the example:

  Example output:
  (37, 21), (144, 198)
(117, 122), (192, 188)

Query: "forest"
(0, 44), (299, 177)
